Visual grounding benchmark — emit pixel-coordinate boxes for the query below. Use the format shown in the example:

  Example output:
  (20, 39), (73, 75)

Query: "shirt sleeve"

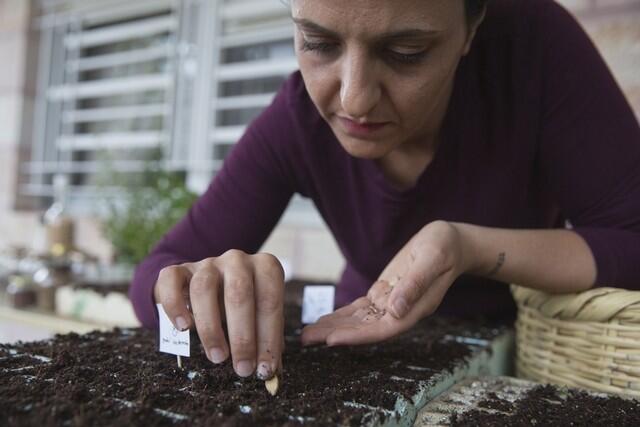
(129, 88), (297, 329)
(537, 2), (640, 288)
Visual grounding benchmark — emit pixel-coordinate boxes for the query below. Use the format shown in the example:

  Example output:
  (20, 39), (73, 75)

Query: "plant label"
(301, 286), (335, 324)
(157, 304), (190, 357)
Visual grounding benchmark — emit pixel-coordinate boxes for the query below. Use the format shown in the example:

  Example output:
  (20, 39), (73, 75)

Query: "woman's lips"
(338, 116), (389, 138)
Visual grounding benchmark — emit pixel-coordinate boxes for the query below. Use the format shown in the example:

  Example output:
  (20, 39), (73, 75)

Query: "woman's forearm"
(454, 222), (597, 293)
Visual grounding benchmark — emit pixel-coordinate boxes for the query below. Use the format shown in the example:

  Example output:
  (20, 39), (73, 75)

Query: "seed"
(265, 374), (279, 396)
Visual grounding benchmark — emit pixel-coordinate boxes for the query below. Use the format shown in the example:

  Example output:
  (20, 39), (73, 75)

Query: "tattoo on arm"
(487, 252), (506, 277)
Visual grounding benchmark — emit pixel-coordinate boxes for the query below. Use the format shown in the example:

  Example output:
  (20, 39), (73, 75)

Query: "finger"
(301, 306), (368, 345)
(333, 274), (450, 346)
(253, 254), (285, 380)
(300, 297), (369, 345)
(315, 305), (377, 326)
(325, 314), (408, 346)
(278, 334), (284, 374)
(316, 297), (370, 325)
(156, 265), (193, 331)
(387, 248), (450, 319)
(367, 279), (394, 308)
(326, 290), (432, 346)
(189, 262), (228, 364)
(301, 316), (363, 346)
(328, 274), (453, 347)
(222, 252), (257, 377)
(410, 274), (451, 319)
(326, 274), (452, 346)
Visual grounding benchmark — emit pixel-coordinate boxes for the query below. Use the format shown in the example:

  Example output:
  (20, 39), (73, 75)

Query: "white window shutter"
(27, 0), (323, 226)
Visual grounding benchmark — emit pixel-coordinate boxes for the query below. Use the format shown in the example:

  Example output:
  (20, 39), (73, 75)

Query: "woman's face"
(292, 0), (479, 159)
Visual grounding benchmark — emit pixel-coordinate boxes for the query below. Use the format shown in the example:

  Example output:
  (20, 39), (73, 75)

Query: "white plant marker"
(157, 304), (190, 369)
(301, 286), (335, 324)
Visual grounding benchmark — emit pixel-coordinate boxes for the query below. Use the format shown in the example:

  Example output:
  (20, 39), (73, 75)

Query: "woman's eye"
(300, 39), (339, 54)
(385, 49), (427, 65)
(299, 38), (427, 65)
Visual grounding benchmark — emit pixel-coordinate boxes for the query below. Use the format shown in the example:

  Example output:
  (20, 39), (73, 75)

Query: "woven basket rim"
(511, 285), (640, 323)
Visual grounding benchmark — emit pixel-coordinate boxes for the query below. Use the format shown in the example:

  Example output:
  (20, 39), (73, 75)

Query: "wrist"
(450, 222), (490, 276)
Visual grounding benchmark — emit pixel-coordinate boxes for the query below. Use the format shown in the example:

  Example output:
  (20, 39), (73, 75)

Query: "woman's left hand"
(301, 220), (471, 346)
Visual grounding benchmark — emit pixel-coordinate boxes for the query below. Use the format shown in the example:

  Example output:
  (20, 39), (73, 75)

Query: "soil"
(450, 384), (640, 427)
(1, 287), (504, 427)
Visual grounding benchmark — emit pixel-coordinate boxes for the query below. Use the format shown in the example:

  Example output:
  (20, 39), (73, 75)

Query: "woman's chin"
(336, 135), (395, 160)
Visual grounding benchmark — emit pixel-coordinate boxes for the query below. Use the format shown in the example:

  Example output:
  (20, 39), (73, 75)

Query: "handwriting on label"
(157, 304), (190, 357)
(301, 285), (335, 324)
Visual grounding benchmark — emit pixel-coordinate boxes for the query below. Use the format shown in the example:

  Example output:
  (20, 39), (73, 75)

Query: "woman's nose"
(339, 51), (381, 119)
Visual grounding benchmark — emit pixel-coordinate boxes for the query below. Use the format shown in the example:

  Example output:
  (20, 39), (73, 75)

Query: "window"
(25, 0), (321, 225)
(25, 0), (182, 208)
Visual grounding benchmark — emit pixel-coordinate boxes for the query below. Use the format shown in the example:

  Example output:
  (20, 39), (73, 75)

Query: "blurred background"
(0, 0), (639, 342)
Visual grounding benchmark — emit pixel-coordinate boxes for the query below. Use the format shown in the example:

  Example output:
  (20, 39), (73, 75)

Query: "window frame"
(26, 0), (323, 226)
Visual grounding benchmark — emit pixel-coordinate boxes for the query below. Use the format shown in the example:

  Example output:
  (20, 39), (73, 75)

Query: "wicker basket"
(512, 285), (640, 397)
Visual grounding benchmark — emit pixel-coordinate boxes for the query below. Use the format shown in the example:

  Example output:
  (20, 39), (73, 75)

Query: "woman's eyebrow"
(378, 29), (442, 41)
(291, 17), (441, 40)
(291, 18), (340, 37)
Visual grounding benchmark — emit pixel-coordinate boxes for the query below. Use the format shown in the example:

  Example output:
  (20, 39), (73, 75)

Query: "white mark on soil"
(343, 401), (396, 416)
(21, 375), (37, 381)
(113, 398), (189, 421)
(187, 371), (199, 380)
(113, 398), (134, 408)
(3, 351), (52, 363)
(239, 405), (252, 414)
(390, 375), (417, 383)
(443, 335), (490, 347)
(4, 366), (39, 373)
(406, 365), (434, 372)
(154, 407), (189, 421)
(366, 371), (380, 379)
(288, 415), (316, 422)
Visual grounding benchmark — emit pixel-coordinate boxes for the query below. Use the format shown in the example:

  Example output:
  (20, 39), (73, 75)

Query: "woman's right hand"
(154, 250), (285, 380)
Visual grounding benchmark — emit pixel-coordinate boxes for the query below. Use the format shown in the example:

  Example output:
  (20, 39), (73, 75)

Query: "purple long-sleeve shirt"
(131, 0), (640, 328)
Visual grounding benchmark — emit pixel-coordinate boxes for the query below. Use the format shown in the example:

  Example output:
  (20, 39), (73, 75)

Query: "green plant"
(101, 167), (197, 265)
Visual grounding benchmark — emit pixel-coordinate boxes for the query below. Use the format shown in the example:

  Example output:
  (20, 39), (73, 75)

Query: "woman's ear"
(462, 7), (487, 56)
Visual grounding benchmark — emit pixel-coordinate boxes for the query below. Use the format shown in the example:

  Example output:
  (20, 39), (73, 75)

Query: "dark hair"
(283, 0), (488, 24)
(465, 0), (489, 20)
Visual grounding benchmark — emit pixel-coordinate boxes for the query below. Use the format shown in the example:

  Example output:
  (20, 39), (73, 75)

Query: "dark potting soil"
(450, 384), (640, 427)
(1, 311), (501, 427)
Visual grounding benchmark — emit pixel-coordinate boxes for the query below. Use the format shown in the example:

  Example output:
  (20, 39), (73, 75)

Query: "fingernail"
(235, 360), (254, 377)
(175, 316), (188, 331)
(256, 362), (273, 380)
(209, 347), (226, 364)
(392, 297), (409, 318)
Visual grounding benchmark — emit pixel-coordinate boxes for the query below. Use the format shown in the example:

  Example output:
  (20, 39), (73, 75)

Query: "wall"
(557, 0), (640, 118)
(0, 0), (40, 250)
(1, 0), (639, 282)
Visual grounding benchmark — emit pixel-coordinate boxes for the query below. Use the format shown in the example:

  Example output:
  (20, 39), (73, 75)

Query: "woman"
(130, 0), (640, 382)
